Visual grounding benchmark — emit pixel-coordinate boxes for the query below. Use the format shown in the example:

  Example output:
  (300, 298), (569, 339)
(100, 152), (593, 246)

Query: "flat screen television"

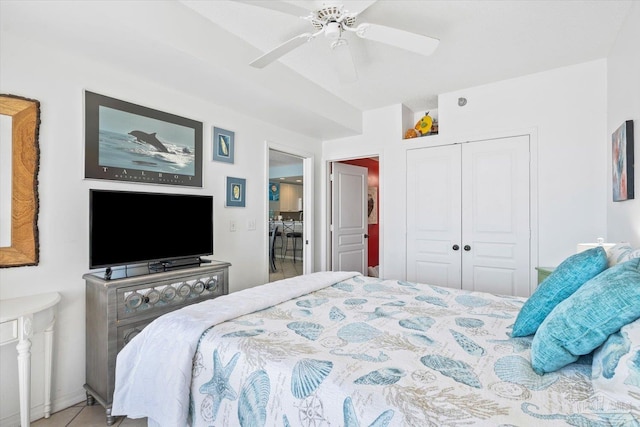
(89, 189), (213, 270)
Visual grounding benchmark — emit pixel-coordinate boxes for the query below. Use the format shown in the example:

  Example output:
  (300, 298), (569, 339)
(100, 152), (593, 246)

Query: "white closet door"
(406, 135), (531, 296)
(461, 135), (530, 297)
(407, 144), (462, 288)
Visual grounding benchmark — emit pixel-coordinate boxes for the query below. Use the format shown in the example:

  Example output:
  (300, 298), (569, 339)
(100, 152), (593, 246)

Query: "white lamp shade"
(576, 241), (616, 254)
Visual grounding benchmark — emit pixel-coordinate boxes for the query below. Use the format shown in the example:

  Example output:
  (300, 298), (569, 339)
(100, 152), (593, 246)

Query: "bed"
(111, 266), (640, 426)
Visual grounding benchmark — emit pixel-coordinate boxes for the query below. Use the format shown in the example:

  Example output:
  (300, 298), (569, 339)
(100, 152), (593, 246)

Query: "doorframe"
(264, 141), (314, 282)
(323, 153), (382, 275)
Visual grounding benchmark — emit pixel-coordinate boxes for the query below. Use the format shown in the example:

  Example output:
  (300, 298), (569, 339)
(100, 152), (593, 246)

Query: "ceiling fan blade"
(355, 23), (439, 56)
(331, 40), (358, 83)
(233, 0), (311, 17)
(250, 33), (314, 68)
(342, 0), (377, 17)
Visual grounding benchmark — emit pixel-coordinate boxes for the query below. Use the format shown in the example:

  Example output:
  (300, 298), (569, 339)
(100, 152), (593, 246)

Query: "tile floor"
(269, 254), (304, 282)
(31, 401), (146, 426)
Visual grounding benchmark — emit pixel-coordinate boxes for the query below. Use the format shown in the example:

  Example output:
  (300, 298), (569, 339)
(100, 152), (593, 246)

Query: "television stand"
(83, 260), (231, 425)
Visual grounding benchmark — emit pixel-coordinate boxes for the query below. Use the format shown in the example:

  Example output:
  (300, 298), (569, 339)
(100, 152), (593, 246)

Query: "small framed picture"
(269, 182), (280, 201)
(213, 127), (234, 163)
(226, 176), (246, 207)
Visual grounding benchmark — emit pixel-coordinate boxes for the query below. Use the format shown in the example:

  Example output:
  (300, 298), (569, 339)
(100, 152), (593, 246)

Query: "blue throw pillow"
(531, 257), (640, 374)
(511, 247), (607, 337)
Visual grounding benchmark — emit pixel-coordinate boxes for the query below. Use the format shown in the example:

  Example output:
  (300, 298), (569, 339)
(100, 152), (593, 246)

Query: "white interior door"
(407, 145), (462, 287)
(461, 136), (530, 296)
(331, 162), (368, 274)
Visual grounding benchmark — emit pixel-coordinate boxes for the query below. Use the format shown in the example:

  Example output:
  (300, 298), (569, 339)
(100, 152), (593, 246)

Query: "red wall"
(342, 158), (379, 267)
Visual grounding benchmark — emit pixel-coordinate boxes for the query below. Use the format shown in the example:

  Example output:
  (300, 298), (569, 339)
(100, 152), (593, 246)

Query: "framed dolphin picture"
(213, 127), (235, 164)
(84, 91), (203, 187)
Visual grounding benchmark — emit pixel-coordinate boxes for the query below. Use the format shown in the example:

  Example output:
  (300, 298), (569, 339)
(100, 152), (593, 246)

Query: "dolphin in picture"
(128, 130), (170, 153)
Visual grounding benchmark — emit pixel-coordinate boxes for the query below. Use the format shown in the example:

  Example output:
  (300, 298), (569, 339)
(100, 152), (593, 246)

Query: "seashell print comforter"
(114, 272), (639, 426)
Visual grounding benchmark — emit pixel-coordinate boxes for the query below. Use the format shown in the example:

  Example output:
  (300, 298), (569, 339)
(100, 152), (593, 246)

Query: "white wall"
(323, 59), (608, 280)
(607, 1), (640, 246)
(0, 32), (322, 423)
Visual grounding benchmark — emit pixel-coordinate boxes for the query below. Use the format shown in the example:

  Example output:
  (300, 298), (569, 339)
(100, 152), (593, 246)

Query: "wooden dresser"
(83, 261), (230, 425)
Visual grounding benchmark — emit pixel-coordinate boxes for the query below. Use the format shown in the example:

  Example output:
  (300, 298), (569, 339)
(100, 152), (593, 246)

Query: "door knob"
(464, 245), (471, 251)
(452, 244), (459, 251)
(364, 234), (369, 238)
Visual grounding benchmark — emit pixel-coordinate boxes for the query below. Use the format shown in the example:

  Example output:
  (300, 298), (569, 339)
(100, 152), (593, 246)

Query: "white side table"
(0, 292), (61, 426)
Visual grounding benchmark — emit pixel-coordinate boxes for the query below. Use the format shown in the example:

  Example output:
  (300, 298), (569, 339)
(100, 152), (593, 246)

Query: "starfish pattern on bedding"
(199, 350), (240, 421)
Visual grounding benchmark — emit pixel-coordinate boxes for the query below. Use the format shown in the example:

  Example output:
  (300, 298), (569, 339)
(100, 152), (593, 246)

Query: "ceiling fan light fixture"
(325, 21), (342, 39)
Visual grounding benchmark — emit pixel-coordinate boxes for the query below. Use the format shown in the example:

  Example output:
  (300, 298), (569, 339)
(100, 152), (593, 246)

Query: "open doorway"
(268, 149), (305, 281)
(328, 157), (380, 277)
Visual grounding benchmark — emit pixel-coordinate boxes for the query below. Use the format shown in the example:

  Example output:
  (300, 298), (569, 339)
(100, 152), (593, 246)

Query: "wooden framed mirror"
(0, 94), (40, 267)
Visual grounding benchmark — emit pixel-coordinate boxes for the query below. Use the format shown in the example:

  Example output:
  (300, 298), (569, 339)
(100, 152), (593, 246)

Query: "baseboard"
(50, 389), (88, 415)
(0, 388), (86, 426)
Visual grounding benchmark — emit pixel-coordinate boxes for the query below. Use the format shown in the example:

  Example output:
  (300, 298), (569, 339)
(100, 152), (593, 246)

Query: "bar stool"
(283, 221), (303, 262)
(269, 225), (279, 272)
(281, 221), (294, 258)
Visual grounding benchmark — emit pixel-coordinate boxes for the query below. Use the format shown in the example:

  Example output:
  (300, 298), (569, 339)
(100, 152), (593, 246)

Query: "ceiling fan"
(245, 1), (439, 80)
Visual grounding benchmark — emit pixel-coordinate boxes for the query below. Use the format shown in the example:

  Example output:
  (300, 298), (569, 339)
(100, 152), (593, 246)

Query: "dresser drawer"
(117, 317), (156, 353)
(116, 269), (226, 321)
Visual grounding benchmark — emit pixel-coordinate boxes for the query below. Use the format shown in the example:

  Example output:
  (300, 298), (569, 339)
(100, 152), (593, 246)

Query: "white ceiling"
(1, 0), (632, 140)
(269, 149), (304, 183)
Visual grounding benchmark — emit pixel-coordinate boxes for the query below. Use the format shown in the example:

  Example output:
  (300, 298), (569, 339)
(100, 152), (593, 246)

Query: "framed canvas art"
(612, 120), (634, 202)
(368, 186), (378, 224)
(226, 176), (246, 207)
(213, 127), (235, 164)
(84, 91), (203, 187)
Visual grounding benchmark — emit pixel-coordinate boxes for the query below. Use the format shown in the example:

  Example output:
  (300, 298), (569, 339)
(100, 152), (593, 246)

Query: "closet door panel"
(461, 135), (530, 297)
(407, 145), (462, 288)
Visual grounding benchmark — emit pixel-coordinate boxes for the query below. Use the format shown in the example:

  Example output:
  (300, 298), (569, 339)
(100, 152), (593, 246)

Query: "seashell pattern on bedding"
(188, 275), (639, 426)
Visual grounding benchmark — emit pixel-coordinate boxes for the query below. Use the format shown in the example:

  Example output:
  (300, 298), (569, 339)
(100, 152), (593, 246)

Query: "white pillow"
(622, 248), (640, 263)
(607, 242), (635, 267)
(592, 317), (640, 410)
